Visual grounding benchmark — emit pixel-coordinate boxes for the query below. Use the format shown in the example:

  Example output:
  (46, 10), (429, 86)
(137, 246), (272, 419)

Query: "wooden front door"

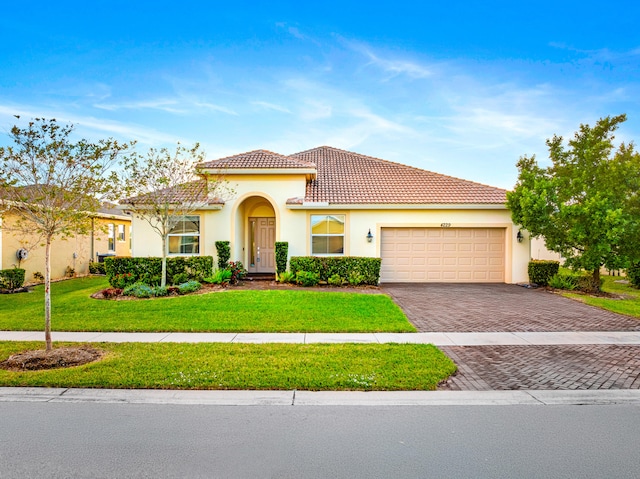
(249, 217), (275, 273)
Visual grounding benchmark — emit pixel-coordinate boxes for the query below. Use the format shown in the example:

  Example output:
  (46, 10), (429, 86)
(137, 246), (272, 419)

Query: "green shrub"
(277, 271), (296, 283)
(275, 242), (289, 275)
(123, 282), (153, 298)
(33, 271), (44, 282)
(528, 260), (560, 286)
(327, 273), (343, 286)
(548, 270), (601, 292)
(88, 262), (106, 275)
(289, 257), (381, 286)
(178, 280), (202, 294)
(204, 269), (233, 285)
(0, 268), (26, 291)
(152, 286), (169, 297)
(548, 272), (578, 290)
(105, 256), (213, 287)
(296, 271), (320, 287)
(227, 261), (247, 284)
(110, 272), (137, 289)
(171, 273), (190, 285)
(627, 263), (640, 288)
(215, 241), (231, 269)
(348, 271), (365, 286)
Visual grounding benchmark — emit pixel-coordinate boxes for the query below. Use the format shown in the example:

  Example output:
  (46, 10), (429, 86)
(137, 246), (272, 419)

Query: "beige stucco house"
(0, 204), (131, 282)
(128, 146), (531, 283)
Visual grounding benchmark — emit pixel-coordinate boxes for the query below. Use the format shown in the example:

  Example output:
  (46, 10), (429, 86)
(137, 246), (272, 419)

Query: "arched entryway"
(236, 196), (276, 274)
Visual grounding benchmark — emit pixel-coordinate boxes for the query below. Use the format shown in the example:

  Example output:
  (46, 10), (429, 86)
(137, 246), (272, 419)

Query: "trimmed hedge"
(105, 256), (214, 287)
(0, 268), (26, 291)
(289, 256), (381, 286)
(528, 260), (560, 286)
(627, 263), (640, 288)
(275, 242), (288, 275)
(215, 241), (230, 269)
(89, 262), (106, 275)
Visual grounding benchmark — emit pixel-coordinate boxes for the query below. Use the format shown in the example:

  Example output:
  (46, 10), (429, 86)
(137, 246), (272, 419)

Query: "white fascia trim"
(200, 168), (317, 176)
(287, 203), (507, 210)
(117, 204), (224, 212)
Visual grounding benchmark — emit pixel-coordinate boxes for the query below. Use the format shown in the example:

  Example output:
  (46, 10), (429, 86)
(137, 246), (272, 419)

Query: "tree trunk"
(44, 235), (52, 352)
(161, 235), (167, 288)
(593, 267), (601, 291)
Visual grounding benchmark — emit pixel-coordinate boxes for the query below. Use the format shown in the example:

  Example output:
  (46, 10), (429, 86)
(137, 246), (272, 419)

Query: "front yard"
(0, 277), (415, 333)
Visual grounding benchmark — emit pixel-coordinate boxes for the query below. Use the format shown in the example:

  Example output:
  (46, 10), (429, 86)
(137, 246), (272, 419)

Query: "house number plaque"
(440, 223), (452, 228)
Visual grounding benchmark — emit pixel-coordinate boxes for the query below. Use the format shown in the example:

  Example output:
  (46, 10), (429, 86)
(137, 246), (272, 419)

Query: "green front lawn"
(0, 277), (415, 333)
(0, 341), (454, 391)
(564, 275), (640, 319)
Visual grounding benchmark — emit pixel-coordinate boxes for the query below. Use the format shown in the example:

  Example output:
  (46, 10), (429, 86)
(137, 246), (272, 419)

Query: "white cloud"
(251, 101), (291, 113)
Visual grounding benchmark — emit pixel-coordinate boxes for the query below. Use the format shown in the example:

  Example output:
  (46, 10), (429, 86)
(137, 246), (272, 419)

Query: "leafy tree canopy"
(507, 114), (640, 285)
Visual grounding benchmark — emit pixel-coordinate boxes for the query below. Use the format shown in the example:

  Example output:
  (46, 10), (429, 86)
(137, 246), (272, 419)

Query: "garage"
(380, 227), (505, 283)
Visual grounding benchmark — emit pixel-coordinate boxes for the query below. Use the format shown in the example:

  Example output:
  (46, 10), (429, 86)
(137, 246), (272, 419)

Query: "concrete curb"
(2, 387), (640, 406)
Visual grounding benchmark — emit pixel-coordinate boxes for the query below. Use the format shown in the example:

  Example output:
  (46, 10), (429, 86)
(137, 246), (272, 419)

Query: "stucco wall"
(1, 213), (131, 282)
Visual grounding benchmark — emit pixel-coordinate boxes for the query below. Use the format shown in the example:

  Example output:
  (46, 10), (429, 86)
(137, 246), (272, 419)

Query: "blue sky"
(1, 1), (639, 188)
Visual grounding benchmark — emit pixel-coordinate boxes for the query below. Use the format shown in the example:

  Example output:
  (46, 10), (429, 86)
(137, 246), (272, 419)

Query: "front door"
(249, 217), (275, 273)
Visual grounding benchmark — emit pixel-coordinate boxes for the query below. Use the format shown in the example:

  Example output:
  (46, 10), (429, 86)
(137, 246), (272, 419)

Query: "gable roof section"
(287, 146), (507, 205)
(198, 149), (315, 170)
(119, 180), (224, 207)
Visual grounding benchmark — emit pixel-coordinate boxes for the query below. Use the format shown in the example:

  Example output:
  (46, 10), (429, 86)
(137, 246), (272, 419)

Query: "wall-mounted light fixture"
(517, 230), (524, 243)
(366, 229), (374, 243)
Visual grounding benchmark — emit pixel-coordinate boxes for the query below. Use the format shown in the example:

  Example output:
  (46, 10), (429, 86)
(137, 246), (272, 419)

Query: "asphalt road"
(2, 402), (640, 478)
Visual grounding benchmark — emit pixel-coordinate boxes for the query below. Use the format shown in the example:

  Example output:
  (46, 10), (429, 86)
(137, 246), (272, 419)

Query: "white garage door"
(380, 228), (505, 283)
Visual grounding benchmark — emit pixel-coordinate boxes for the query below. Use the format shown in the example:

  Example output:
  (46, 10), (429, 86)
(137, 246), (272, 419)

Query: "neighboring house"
(127, 146), (531, 283)
(0, 203), (131, 282)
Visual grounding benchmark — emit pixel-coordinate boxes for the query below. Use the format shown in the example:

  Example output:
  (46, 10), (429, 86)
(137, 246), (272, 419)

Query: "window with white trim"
(168, 215), (200, 255)
(117, 224), (125, 242)
(311, 214), (345, 255)
(107, 224), (115, 252)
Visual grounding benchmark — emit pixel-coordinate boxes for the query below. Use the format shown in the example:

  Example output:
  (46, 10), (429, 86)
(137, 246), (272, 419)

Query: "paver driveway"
(382, 283), (640, 332)
(381, 283), (640, 390)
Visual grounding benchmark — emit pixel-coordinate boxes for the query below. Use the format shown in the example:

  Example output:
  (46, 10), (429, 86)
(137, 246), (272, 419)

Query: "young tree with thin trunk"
(0, 117), (130, 351)
(507, 114), (640, 289)
(118, 144), (233, 287)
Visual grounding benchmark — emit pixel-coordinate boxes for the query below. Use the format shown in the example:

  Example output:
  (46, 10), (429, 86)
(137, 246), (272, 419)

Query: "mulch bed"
(0, 345), (105, 372)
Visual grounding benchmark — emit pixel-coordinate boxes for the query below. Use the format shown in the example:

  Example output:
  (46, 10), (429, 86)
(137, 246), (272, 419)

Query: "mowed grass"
(0, 277), (415, 332)
(0, 341), (455, 391)
(564, 275), (640, 319)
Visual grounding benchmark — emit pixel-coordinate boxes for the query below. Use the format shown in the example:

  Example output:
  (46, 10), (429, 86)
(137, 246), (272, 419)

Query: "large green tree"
(0, 117), (130, 350)
(508, 114), (640, 288)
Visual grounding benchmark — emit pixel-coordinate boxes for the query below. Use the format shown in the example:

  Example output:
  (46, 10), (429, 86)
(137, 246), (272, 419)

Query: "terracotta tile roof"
(120, 180), (224, 206)
(288, 146), (507, 205)
(198, 149), (315, 169)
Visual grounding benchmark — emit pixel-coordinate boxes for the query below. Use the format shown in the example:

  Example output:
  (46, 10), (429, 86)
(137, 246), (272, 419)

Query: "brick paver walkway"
(382, 283), (640, 391)
(382, 283), (640, 332)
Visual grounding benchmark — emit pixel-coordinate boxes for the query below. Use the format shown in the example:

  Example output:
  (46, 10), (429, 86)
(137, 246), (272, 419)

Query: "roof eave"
(286, 202), (507, 210)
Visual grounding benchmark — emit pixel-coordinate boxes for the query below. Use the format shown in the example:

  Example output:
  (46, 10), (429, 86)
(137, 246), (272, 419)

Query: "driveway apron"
(382, 283), (640, 390)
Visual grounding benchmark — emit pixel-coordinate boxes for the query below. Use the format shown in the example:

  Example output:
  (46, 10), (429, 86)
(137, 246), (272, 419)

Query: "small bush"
(275, 242), (289, 275)
(548, 271), (601, 293)
(227, 261), (247, 284)
(89, 262), (106, 275)
(528, 260), (560, 286)
(0, 268), (26, 291)
(123, 282), (153, 298)
(296, 271), (320, 287)
(152, 286), (169, 297)
(171, 273), (190, 285)
(328, 273), (343, 286)
(100, 287), (123, 299)
(627, 263), (640, 288)
(548, 272), (578, 290)
(33, 271), (44, 282)
(348, 271), (365, 286)
(178, 280), (202, 294)
(277, 271), (295, 283)
(215, 241), (231, 269)
(65, 266), (75, 278)
(204, 269), (233, 285)
(110, 272), (137, 289)
(105, 256), (213, 287)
